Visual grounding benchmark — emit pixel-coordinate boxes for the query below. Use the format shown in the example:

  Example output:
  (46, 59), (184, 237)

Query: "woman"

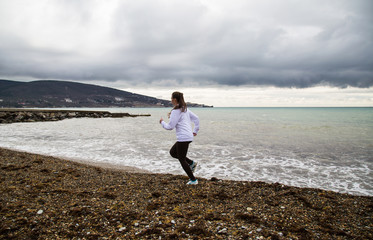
(159, 91), (200, 185)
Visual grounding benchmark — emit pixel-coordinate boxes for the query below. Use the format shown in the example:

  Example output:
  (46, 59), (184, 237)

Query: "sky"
(0, 0), (372, 107)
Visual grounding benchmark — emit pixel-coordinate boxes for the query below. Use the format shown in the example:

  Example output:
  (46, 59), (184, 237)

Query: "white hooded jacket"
(161, 108), (199, 142)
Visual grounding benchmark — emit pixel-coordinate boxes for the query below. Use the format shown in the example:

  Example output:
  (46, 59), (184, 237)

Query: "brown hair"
(172, 91), (187, 112)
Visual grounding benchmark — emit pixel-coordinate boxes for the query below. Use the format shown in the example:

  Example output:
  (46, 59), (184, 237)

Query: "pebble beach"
(1, 147), (372, 239)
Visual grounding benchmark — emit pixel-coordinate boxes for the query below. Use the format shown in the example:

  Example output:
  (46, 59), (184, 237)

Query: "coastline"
(0, 108), (150, 124)
(1, 147), (372, 239)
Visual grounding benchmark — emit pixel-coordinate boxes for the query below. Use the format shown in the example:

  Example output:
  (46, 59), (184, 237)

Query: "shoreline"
(1, 147), (372, 239)
(61, 156), (152, 174)
(1, 146), (370, 198)
(0, 146), (151, 174)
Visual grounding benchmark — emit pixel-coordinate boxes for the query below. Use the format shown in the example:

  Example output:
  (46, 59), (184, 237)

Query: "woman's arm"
(189, 110), (200, 134)
(161, 110), (180, 130)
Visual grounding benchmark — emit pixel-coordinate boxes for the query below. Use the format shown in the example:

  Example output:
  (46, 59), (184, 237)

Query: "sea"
(1, 107), (372, 196)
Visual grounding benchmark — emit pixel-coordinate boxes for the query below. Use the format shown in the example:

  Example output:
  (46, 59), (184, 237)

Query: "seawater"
(0, 107), (372, 196)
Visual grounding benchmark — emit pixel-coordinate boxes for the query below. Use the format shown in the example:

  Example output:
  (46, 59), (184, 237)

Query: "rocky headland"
(0, 148), (372, 239)
(0, 109), (150, 124)
(0, 80), (212, 108)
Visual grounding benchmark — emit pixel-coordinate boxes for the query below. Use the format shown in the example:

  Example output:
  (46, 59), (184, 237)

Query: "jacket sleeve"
(161, 110), (180, 130)
(189, 110), (200, 134)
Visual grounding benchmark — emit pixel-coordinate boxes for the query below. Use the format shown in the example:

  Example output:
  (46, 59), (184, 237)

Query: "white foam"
(1, 108), (372, 196)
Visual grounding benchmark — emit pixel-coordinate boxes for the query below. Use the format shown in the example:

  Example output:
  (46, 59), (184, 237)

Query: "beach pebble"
(1, 146), (370, 239)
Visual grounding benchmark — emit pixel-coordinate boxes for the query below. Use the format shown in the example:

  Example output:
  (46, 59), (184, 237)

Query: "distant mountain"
(0, 80), (212, 108)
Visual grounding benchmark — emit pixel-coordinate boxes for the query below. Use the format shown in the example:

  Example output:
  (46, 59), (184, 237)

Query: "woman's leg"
(170, 142), (194, 165)
(170, 142), (196, 181)
(185, 157), (193, 165)
(169, 142), (178, 159)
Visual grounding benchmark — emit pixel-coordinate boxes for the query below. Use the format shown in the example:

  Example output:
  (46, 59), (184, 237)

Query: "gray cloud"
(0, 0), (372, 88)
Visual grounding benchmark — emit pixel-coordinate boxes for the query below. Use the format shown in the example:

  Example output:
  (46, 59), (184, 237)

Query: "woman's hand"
(159, 117), (163, 124)
(193, 133), (197, 136)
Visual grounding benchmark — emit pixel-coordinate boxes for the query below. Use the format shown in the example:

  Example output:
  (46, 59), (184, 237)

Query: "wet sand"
(1, 147), (372, 239)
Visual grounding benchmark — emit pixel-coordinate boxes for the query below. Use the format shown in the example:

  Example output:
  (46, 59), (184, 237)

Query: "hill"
(0, 80), (211, 108)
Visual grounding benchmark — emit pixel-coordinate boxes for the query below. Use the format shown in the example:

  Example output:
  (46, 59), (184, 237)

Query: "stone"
(218, 228), (227, 234)
(15, 113), (24, 121)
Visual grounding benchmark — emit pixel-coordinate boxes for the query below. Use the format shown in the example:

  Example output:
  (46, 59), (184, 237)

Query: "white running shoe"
(187, 179), (198, 185)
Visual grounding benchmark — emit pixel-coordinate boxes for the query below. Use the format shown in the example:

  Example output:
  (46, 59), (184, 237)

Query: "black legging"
(170, 141), (196, 181)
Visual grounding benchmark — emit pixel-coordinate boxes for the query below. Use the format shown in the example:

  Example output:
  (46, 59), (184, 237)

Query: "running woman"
(159, 91), (200, 185)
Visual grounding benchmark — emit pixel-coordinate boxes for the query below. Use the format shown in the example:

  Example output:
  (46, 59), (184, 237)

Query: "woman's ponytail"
(172, 91), (187, 112)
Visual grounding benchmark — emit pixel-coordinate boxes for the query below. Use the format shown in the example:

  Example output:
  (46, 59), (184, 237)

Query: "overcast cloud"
(0, 0), (372, 90)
